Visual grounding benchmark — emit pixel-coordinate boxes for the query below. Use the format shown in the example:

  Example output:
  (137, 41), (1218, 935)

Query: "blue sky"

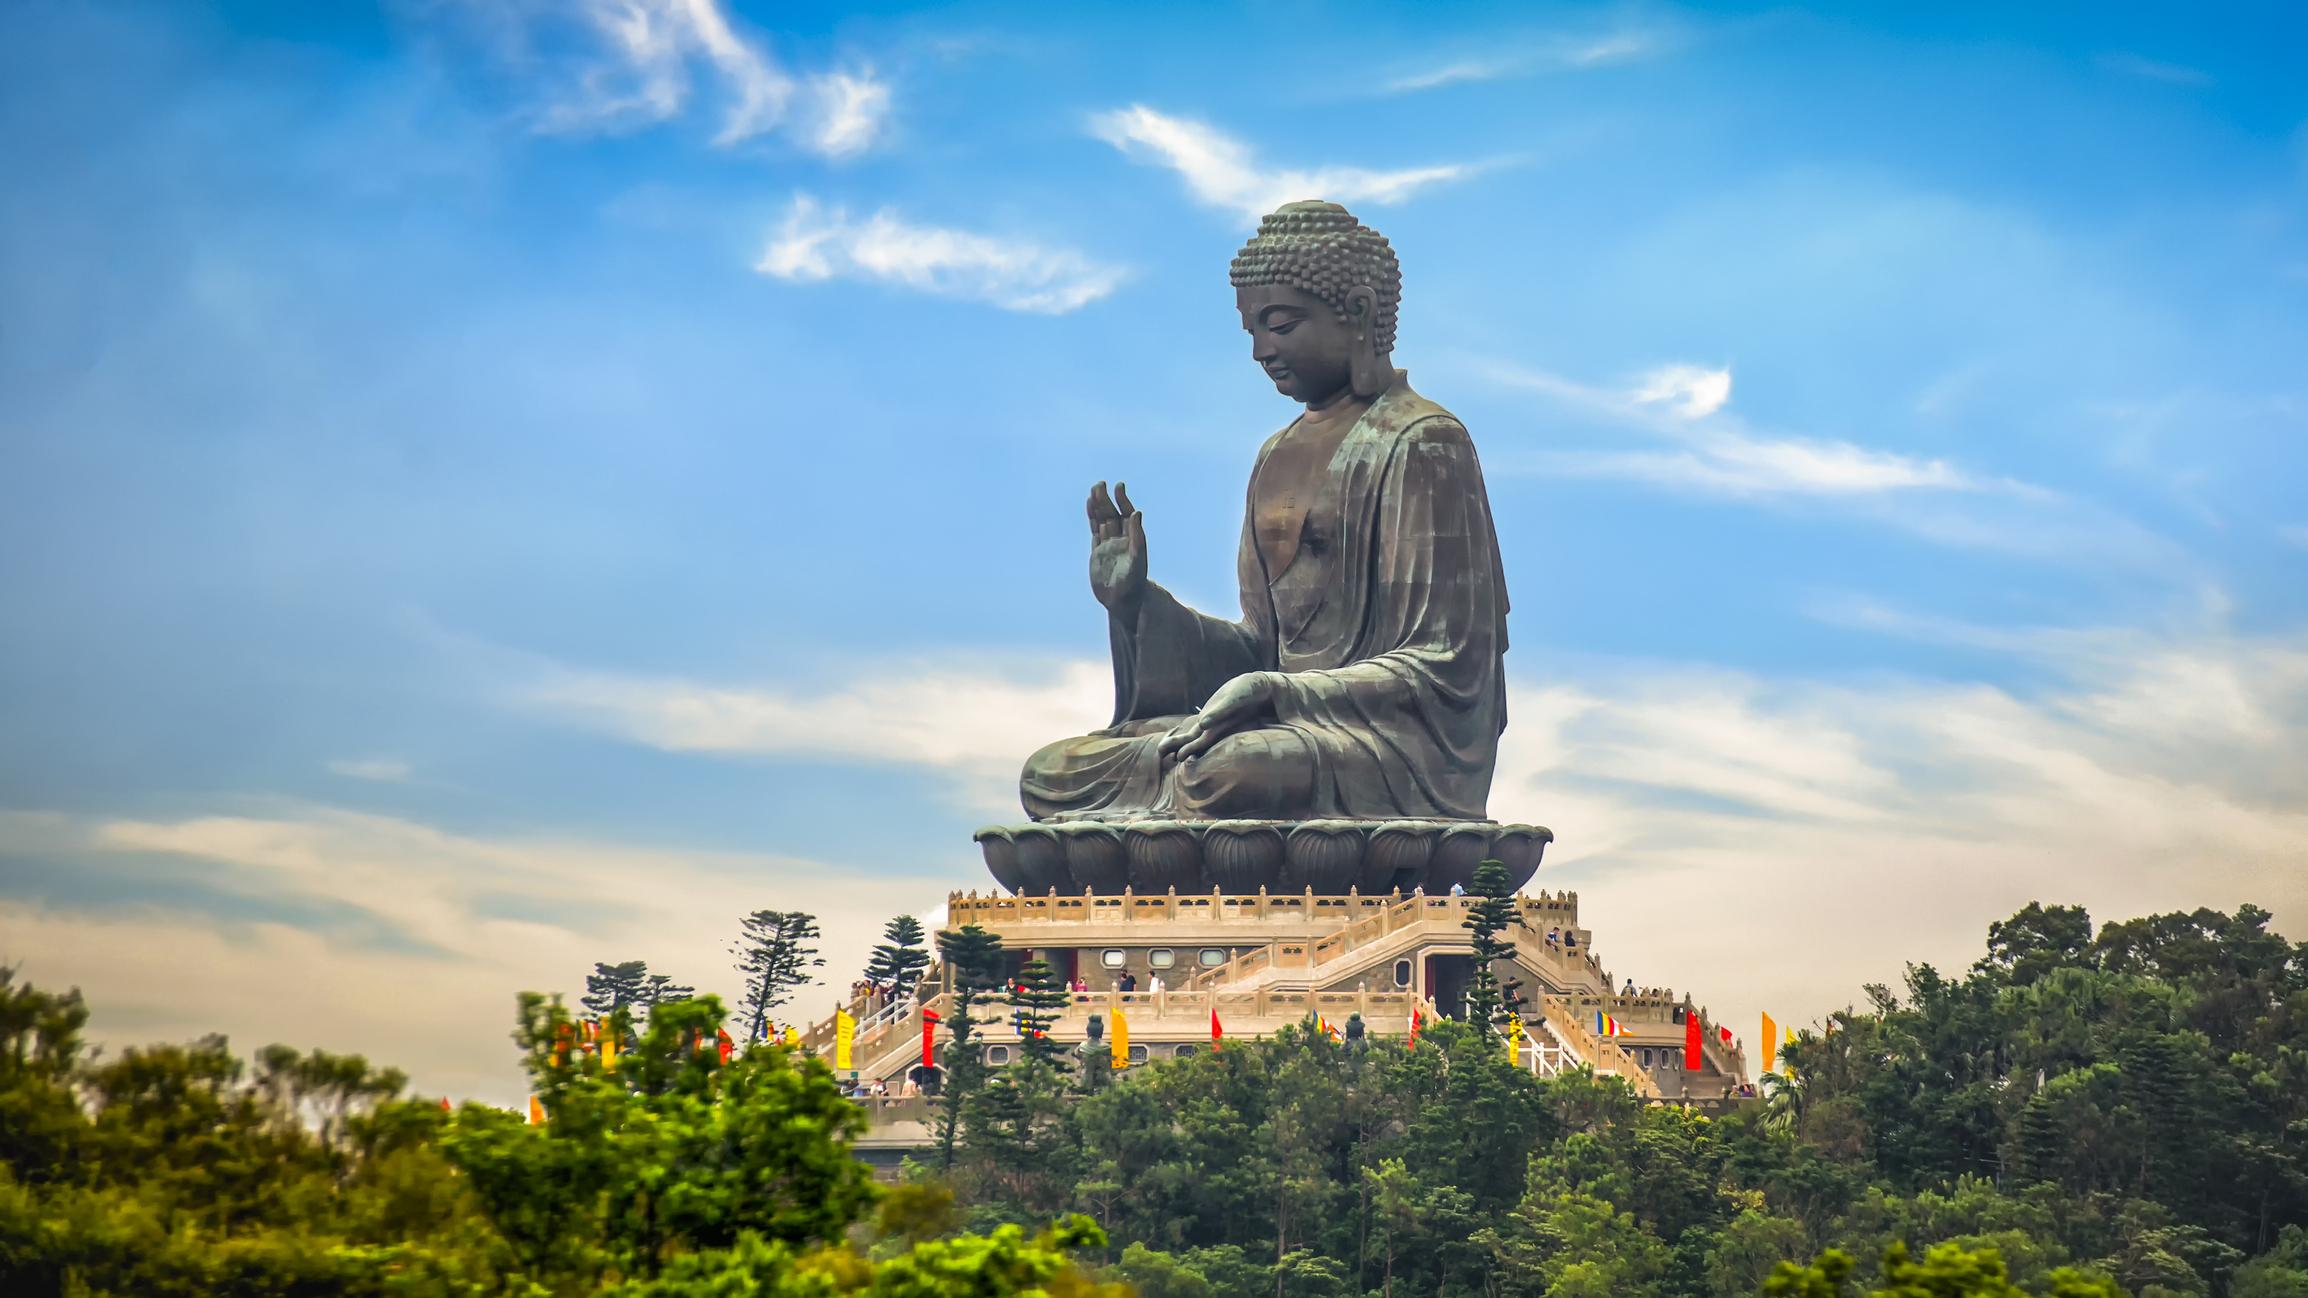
(2, 0), (2304, 1101)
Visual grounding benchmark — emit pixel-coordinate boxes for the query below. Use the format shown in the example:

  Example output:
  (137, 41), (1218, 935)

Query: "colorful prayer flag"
(1110, 1006), (1129, 1070)
(1594, 1010), (1626, 1037)
(1761, 1012), (1777, 1073)
(835, 1007), (856, 1070)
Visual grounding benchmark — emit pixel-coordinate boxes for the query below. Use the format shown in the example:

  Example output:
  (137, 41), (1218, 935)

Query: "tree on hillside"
(1011, 959), (1071, 1067)
(1461, 860), (1518, 1039)
(584, 961), (697, 1026)
(640, 973), (695, 1016)
(584, 960), (650, 1018)
(731, 911), (824, 1044)
(864, 914), (933, 997)
(932, 923), (1008, 1173)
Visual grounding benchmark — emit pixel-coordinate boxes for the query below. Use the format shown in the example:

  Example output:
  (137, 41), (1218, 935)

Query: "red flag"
(1684, 1011), (1704, 1071)
(921, 1008), (942, 1068)
(1409, 1006), (1424, 1049)
(1718, 1025), (1734, 1046)
(1211, 1007), (1223, 1050)
(439, 1096), (452, 1113)
(715, 1027), (734, 1064)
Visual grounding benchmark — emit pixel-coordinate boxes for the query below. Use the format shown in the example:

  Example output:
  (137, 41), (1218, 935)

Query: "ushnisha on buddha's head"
(1230, 200), (1403, 409)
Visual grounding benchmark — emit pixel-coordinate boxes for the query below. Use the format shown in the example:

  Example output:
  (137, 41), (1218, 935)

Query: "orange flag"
(527, 1096), (545, 1125)
(1761, 1012), (1778, 1073)
(716, 1027), (735, 1064)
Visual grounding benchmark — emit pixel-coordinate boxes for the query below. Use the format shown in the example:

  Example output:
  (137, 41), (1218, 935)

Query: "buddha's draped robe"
(1021, 379), (1509, 821)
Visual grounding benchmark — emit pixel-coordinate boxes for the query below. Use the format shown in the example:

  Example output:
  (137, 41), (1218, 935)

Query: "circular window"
(1148, 949), (1176, 969)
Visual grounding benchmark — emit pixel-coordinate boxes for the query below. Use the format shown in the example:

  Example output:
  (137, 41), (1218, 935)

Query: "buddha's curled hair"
(1230, 200), (1401, 356)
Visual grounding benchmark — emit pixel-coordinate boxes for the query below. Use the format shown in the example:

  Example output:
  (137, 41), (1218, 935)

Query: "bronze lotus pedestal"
(974, 819), (1549, 897)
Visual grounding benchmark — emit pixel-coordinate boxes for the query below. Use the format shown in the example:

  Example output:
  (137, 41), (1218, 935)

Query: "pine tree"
(863, 914), (933, 997)
(582, 961), (650, 1019)
(731, 911), (824, 1044)
(640, 974), (694, 1017)
(1461, 859), (1519, 1040)
(1011, 959), (1071, 1067)
(932, 924), (1008, 1172)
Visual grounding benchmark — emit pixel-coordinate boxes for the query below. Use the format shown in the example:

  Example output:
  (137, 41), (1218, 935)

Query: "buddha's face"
(1237, 283), (1358, 406)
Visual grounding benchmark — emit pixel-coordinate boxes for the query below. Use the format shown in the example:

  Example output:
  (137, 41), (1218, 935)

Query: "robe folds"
(1020, 377), (1510, 822)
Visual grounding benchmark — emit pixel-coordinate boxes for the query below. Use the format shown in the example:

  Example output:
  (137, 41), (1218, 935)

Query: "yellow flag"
(1504, 1013), (1525, 1064)
(783, 1025), (800, 1048)
(601, 1030), (618, 1073)
(1111, 1006), (1130, 1070)
(1761, 1012), (1777, 1073)
(835, 1007), (856, 1070)
(527, 1095), (545, 1125)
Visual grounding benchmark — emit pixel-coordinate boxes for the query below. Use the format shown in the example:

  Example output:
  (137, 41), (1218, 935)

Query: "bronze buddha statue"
(1019, 200), (1511, 827)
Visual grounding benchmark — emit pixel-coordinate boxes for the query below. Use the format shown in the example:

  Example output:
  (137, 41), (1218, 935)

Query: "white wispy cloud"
(0, 804), (969, 1107)
(1488, 361), (1975, 496)
(492, 622), (2308, 1047)
(1090, 105), (1480, 223)
(2278, 524), (2308, 550)
(327, 756), (412, 783)
(1385, 29), (1666, 94)
(805, 69), (890, 158)
(2097, 52), (2213, 87)
(494, 0), (889, 157)
(755, 195), (1128, 313)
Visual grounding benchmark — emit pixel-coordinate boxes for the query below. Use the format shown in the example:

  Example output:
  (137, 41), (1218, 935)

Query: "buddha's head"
(1230, 200), (1401, 406)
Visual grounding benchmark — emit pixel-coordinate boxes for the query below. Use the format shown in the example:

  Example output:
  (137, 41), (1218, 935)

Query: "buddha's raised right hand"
(1087, 480), (1148, 613)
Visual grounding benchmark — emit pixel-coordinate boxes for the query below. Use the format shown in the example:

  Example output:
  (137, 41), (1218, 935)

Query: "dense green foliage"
(922, 901), (2306, 1298)
(2, 899), (2300, 1297)
(0, 972), (1108, 1296)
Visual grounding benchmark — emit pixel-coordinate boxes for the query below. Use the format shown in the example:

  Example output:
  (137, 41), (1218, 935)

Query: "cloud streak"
(1488, 361), (1977, 496)
(756, 195), (1129, 313)
(491, 620), (2308, 1045)
(0, 804), (969, 1106)
(1091, 105), (1481, 223)
(494, 0), (890, 156)
(1385, 29), (1667, 94)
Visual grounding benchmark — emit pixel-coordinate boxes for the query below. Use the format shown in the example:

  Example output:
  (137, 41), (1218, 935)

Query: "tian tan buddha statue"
(978, 200), (1546, 896)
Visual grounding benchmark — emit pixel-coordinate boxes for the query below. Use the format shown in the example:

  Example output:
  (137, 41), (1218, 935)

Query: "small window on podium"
(1127, 1044), (1149, 1065)
(986, 1045), (1012, 1066)
(1198, 948), (1228, 967)
(1148, 949), (1176, 969)
(1100, 949), (1126, 968)
(1392, 959), (1412, 987)
(1174, 1043), (1198, 1057)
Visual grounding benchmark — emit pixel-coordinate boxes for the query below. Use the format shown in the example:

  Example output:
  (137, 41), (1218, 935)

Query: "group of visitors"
(840, 1074), (919, 1103)
(1542, 924), (1581, 955)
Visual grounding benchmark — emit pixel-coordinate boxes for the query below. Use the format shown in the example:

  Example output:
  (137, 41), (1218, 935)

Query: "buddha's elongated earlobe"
(1345, 286), (1391, 399)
